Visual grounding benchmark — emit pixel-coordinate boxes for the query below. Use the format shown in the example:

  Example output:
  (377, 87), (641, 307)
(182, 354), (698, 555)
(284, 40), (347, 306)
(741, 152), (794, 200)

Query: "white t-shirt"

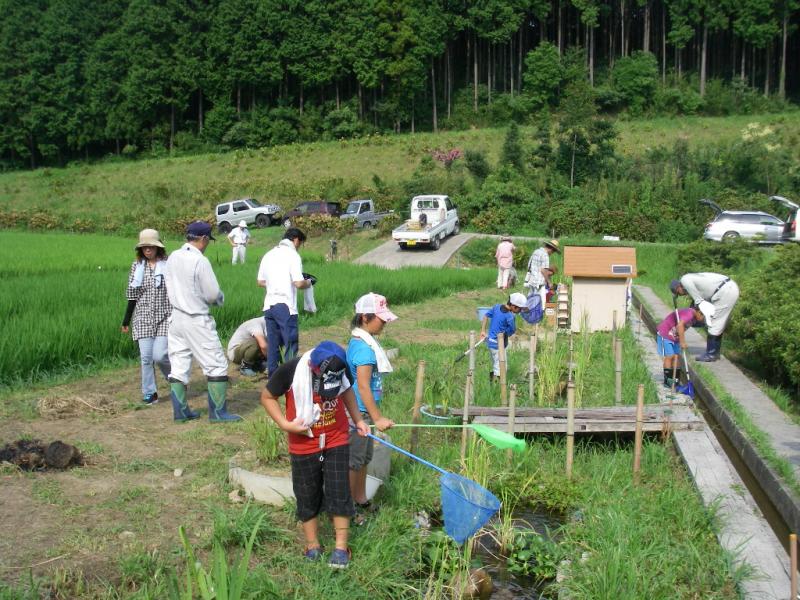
(228, 227), (250, 245)
(227, 317), (267, 356)
(257, 239), (304, 314)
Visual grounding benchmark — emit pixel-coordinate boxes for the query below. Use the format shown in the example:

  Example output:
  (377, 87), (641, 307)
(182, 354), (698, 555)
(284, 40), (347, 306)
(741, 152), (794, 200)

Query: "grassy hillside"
(1, 112), (798, 236)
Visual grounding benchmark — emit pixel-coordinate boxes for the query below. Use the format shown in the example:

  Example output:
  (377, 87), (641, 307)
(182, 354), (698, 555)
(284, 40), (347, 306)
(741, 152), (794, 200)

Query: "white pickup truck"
(392, 195), (460, 250)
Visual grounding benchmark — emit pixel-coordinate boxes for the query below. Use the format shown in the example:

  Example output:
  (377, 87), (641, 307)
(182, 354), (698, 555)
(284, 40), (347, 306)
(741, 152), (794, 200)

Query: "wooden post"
(499, 337), (508, 407)
(507, 385), (517, 463)
(614, 338), (623, 406)
(612, 309), (618, 354)
(566, 381), (575, 479)
(568, 332), (575, 382)
(528, 329), (538, 403)
(791, 533), (797, 600)
(633, 384), (644, 483)
(409, 360), (425, 455)
(461, 331), (475, 465)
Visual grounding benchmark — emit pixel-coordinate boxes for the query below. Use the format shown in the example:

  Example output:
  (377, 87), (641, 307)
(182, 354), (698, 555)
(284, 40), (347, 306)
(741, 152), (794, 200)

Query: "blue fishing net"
(440, 472), (501, 544)
(521, 290), (543, 325)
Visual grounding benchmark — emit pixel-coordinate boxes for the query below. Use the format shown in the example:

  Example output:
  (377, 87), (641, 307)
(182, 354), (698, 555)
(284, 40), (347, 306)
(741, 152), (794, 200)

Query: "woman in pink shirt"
(495, 236), (515, 289)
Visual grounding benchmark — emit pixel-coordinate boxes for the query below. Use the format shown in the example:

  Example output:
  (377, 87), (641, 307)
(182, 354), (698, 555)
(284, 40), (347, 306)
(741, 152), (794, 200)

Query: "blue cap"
(670, 279), (681, 295)
(310, 341), (348, 398)
(186, 221), (215, 240)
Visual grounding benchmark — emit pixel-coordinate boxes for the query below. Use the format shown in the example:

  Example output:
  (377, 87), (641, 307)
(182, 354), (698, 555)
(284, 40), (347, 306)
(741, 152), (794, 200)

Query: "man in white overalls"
(165, 221), (240, 422)
(671, 272), (740, 362)
(227, 220), (250, 265)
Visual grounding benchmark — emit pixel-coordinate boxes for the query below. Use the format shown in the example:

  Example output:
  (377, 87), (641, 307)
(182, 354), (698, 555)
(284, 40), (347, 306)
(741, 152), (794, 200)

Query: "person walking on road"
(121, 228), (171, 406)
(227, 316), (268, 376)
(227, 220), (250, 265)
(525, 240), (560, 306)
(257, 228), (313, 377)
(670, 272), (740, 362)
(165, 221), (240, 422)
(495, 236), (515, 290)
(259, 341), (370, 569)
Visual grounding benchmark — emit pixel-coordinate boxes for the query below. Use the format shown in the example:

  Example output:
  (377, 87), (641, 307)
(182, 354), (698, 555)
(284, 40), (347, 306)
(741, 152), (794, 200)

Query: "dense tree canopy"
(1, 0), (799, 168)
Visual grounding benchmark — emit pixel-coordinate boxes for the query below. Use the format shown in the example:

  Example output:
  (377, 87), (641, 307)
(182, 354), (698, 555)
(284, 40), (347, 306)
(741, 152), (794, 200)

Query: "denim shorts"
(656, 334), (680, 357)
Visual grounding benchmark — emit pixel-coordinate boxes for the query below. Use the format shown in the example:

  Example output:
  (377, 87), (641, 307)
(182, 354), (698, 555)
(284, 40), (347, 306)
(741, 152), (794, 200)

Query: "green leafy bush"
(675, 239), (764, 276)
(523, 42), (563, 110)
(612, 51), (659, 114)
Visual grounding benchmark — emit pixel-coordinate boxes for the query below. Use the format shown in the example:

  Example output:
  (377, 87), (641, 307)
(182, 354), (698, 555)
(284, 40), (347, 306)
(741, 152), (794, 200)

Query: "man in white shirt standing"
(257, 228), (312, 377)
(165, 221), (241, 423)
(227, 220), (250, 265)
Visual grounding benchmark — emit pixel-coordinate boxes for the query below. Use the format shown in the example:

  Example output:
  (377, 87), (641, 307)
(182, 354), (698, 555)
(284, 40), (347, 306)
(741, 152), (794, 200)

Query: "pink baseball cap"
(354, 293), (398, 322)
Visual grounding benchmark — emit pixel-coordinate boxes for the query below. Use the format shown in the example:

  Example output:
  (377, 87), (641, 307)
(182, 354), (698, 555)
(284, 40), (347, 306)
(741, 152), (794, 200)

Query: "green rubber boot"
(207, 377), (241, 423)
(169, 379), (199, 422)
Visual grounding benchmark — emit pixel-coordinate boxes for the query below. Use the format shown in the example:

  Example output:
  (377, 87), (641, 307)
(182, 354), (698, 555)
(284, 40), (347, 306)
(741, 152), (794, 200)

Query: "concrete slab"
(354, 233), (475, 269)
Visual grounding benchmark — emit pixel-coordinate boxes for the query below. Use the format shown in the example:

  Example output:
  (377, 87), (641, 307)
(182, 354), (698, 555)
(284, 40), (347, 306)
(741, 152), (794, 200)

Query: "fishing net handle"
(366, 432), (447, 476)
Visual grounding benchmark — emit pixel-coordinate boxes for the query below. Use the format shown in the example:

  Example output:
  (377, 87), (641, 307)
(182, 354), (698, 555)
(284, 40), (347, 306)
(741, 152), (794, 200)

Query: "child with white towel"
(347, 293), (398, 525)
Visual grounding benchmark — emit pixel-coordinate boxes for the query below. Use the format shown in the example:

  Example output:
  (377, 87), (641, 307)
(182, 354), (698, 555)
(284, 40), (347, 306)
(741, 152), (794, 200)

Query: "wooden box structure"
(563, 246), (637, 332)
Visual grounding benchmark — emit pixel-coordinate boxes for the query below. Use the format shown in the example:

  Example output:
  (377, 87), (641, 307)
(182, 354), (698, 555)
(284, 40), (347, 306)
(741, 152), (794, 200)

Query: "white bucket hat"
(509, 292), (527, 308)
(135, 228), (164, 249)
(238, 220), (247, 228)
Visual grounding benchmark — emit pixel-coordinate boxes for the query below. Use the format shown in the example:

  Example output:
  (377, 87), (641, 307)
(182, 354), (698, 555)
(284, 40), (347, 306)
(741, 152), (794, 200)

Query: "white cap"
(509, 292), (527, 308)
(354, 293), (398, 322)
(238, 220), (247, 228)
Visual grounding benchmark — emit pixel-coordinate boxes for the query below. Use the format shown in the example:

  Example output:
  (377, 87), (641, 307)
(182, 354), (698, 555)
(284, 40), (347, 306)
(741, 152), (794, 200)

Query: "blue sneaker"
(142, 392), (159, 405)
(239, 366), (258, 377)
(328, 548), (351, 569)
(303, 546), (323, 561)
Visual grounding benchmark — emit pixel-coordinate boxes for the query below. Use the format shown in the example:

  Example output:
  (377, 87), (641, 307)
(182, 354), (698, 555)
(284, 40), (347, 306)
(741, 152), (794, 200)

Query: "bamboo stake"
(566, 381), (575, 479)
(507, 385), (517, 464)
(614, 338), (623, 406)
(568, 332), (575, 382)
(409, 360), (425, 455)
(791, 533), (797, 600)
(528, 330), (538, 403)
(461, 331), (475, 465)
(612, 309), (618, 353)
(499, 337), (508, 407)
(633, 384), (644, 483)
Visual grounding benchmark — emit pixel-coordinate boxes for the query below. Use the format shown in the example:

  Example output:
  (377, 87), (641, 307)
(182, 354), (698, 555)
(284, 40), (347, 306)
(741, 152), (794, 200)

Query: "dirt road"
(353, 233), (475, 269)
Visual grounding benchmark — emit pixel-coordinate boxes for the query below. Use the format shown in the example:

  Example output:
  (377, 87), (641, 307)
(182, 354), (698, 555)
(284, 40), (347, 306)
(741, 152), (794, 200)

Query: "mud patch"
(0, 439), (83, 471)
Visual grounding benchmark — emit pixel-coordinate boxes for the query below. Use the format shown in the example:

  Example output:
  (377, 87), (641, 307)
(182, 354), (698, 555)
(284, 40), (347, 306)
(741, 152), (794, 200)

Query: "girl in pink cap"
(346, 292), (398, 525)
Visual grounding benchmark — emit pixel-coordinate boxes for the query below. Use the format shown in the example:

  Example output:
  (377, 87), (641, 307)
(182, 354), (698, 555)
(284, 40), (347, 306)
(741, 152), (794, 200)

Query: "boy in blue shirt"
(480, 293), (527, 382)
(347, 293), (398, 524)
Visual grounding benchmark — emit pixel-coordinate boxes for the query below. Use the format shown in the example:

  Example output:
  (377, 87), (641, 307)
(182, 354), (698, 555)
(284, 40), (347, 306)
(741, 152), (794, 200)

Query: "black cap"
(311, 353), (347, 399)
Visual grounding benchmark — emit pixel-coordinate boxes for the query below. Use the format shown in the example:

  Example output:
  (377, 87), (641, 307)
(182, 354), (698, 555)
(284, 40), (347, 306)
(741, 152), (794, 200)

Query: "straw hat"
(544, 239), (560, 253)
(135, 228), (164, 249)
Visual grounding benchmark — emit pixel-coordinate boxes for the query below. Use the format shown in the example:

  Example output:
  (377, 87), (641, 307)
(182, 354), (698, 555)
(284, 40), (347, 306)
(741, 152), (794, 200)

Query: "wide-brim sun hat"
(136, 228), (164, 249)
(355, 292), (398, 322)
(544, 239), (561, 253)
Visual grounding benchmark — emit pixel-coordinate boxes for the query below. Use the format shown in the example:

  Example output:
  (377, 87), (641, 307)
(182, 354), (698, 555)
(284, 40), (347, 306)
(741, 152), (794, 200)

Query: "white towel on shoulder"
(351, 327), (393, 373)
(131, 260), (165, 288)
(290, 350), (320, 437)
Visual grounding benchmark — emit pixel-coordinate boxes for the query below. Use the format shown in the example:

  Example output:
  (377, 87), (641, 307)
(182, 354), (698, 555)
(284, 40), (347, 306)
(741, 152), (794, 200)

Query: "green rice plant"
(572, 315), (593, 408)
(0, 572), (41, 600)
(246, 415), (287, 464)
(535, 333), (569, 406)
(169, 516), (277, 600)
(118, 548), (169, 593)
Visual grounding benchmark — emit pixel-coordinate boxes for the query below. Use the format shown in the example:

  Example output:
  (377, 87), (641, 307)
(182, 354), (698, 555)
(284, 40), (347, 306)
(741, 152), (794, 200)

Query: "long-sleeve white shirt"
(165, 243), (224, 315)
(679, 272), (730, 305)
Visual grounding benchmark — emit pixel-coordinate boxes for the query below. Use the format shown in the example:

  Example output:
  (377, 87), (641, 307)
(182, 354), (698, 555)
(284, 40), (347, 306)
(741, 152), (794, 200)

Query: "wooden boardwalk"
(452, 405), (703, 433)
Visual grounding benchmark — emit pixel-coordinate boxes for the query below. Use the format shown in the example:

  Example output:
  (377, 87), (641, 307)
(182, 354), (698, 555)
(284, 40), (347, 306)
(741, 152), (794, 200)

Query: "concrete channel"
(632, 286), (793, 598)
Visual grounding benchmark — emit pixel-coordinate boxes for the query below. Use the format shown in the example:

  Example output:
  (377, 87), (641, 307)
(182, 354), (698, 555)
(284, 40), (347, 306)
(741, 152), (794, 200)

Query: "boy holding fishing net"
(259, 341), (370, 569)
(480, 293), (527, 383)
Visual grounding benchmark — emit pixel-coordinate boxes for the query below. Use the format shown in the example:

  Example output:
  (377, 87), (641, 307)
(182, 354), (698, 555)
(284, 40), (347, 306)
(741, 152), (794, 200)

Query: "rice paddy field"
(0, 227), (752, 599)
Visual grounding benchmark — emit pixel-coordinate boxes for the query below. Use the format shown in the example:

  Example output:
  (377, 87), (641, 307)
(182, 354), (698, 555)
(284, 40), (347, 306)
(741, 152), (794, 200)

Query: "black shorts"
(290, 444), (354, 522)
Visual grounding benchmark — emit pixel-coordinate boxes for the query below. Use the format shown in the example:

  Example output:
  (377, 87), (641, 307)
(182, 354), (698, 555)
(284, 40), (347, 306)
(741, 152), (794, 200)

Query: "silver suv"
(700, 199), (784, 244)
(215, 198), (281, 233)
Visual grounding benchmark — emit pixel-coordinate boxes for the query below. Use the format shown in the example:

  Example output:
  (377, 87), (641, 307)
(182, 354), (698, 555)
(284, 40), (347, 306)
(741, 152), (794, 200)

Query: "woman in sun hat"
(347, 292), (398, 524)
(525, 239), (560, 306)
(227, 220), (250, 264)
(121, 229), (171, 405)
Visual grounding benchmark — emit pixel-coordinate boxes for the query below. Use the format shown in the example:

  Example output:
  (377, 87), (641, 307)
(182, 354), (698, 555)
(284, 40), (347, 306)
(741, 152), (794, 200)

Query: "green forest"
(2, 0), (799, 169)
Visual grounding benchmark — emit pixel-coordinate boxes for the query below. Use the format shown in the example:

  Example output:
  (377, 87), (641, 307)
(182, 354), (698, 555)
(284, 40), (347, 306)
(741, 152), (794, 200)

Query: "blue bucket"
(476, 306), (491, 321)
